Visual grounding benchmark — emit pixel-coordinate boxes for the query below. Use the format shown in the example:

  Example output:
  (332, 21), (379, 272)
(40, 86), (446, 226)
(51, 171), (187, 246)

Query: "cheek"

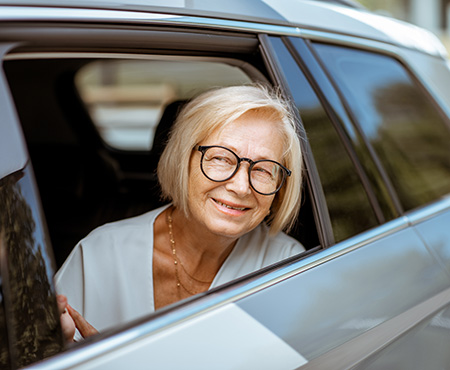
(257, 194), (275, 214)
(188, 164), (212, 200)
(188, 156), (201, 190)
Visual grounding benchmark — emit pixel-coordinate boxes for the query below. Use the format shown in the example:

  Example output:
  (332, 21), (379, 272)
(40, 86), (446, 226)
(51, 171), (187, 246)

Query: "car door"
(257, 34), (450, 368)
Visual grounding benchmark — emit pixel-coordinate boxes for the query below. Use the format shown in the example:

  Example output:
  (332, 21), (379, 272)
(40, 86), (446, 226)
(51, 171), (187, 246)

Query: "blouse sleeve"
(54, 243), (85, 315)
(54, 242), (86, 341)
(211, 224), (305, 287)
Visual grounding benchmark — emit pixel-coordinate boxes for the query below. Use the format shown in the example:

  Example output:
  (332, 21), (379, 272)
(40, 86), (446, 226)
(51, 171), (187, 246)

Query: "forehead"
(203, 113), (285, 160)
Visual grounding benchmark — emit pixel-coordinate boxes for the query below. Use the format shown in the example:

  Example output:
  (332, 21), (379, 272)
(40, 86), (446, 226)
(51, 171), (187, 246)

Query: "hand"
(57, 294), (99, 342)
(67, 303), (99, 338)
(57, 294), (76, 342)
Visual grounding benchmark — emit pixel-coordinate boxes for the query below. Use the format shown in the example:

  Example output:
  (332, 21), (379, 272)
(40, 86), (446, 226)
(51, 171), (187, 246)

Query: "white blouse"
(55, 204), (304, 334)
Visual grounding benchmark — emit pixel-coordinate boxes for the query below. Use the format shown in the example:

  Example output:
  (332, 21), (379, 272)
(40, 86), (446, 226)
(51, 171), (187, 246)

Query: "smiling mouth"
(213, 199), (248, 211)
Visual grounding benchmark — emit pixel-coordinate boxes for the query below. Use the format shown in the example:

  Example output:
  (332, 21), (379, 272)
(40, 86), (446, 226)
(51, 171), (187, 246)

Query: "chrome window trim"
(32, 216), (412, 369)
(0, 6), (446, 58)
(0, 6), (302, 37)
(299, 28), (448, 59)
(406, 195), (450, 225)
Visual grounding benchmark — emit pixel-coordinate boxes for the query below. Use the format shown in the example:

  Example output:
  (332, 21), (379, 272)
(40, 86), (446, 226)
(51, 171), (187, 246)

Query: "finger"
(60, 310), (76, 342)
(57, 295), (75, 342)
(57, 295), (68, 315)
(67, 304), (99, 338)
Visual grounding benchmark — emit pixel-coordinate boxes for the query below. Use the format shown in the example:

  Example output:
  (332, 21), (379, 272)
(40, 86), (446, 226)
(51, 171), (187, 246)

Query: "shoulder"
(212, 223), (304, 287)
(60, 204), (169, 262)
(56, 205), (170, 298)
(229, 223), (305, 268)
(243, 223), (305, 256)
(83, 204), (169, 245)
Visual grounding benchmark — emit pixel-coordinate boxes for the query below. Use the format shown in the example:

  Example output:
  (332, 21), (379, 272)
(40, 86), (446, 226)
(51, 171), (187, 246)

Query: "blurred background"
(355, 0), (450, 52)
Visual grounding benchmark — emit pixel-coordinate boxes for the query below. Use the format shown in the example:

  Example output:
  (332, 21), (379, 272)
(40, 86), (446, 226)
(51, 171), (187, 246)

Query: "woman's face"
(187, 112), (285, 240)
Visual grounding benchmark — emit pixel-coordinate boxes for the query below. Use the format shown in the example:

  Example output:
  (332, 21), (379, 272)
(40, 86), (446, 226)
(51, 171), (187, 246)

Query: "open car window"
(75, 59), (253, 151)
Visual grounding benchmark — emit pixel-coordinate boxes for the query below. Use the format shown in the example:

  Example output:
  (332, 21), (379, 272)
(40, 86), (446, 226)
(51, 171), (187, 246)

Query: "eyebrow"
(200, 145), (283, 167)
(213, 143), (282, 162)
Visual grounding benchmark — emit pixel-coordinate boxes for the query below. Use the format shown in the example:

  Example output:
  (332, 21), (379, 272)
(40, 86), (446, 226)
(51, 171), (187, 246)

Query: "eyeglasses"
(196, 145), (291, 196)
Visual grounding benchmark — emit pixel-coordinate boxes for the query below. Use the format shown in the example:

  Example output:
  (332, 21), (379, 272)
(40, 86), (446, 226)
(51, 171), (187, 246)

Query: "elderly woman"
(56, 84), (304, 341)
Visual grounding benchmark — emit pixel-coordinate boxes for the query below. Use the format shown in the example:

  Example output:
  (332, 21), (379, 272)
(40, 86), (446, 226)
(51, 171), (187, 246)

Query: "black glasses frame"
(196, 145), (291, 196)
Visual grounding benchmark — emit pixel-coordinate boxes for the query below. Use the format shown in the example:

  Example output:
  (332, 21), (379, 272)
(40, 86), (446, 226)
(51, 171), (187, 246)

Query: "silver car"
(1, 0), (450, 369)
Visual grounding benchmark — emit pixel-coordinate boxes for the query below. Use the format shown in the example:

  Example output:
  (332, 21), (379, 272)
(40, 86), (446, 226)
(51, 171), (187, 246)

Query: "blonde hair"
(157, 84), (302, 234)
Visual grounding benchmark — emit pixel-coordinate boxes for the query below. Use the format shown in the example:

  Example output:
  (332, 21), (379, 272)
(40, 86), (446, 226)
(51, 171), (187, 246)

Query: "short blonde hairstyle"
(157, 84), (302, 234)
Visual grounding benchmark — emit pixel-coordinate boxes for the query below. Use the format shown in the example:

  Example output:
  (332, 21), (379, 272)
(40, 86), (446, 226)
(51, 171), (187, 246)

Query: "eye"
(210, 155), (233, 164)
(253, 167), (271, 175)
(204, 149), (236, 166)
(251, 164), (275, 180)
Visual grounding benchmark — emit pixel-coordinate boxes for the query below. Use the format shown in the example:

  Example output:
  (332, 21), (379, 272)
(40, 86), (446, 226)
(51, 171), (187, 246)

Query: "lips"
(213, 198), (248, 211)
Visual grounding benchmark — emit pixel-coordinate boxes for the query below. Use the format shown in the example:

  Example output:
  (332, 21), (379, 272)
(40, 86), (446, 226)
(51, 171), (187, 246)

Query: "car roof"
(0, 0), (363, 24)
(0, 0), (447, 58)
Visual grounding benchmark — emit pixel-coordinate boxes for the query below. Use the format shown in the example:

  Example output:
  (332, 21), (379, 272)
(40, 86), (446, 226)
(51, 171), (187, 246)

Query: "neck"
(168, 206), (237, 277)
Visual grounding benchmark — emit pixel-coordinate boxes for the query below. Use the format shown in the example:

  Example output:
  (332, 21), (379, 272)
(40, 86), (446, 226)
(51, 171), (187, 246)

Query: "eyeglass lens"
(200, 146), (286, 195)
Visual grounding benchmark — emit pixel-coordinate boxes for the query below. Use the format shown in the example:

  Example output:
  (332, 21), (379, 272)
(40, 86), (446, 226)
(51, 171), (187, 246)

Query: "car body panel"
(397, 48), (450, 120)
(358, 303), (450, 370)
(410, 200), (450, 276)
(65, 303), (307, 370)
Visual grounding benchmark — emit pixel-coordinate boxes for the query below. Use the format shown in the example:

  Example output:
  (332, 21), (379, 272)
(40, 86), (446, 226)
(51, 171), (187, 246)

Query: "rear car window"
(313, 44), (450, 211)
(75, 59), (252, 151)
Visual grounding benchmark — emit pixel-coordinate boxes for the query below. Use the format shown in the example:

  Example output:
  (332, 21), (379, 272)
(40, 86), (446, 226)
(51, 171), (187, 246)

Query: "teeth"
(216, 200), (246, 211)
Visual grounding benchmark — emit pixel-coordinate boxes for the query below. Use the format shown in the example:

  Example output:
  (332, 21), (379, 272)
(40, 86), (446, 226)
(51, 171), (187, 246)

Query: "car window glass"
(313, 44), (450, 211)
(268, 37), (378, 242)
(75, 60), (252, 151)
(0, 167), (64, 368)
(0, 276), (10, 369)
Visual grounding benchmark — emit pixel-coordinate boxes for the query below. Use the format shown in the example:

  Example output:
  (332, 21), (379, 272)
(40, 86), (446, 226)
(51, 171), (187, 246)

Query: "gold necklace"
(166, 207), (212, 295)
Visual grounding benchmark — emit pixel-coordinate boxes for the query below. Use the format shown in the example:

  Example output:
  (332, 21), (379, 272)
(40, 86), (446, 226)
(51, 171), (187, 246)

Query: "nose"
(225, 163), (251, 196)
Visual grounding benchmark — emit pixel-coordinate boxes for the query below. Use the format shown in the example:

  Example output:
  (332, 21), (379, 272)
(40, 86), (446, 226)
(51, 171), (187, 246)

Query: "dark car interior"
(4, 55), (319, 268)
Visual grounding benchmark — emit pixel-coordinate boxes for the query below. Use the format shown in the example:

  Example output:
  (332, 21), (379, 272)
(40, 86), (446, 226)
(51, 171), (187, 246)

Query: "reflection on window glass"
(268, 37), (378, 241)
(314, 44), (450, 211)
(76, 59), (252, 151)
(0, 167), (64, 367)
(0, 274), (11, 369)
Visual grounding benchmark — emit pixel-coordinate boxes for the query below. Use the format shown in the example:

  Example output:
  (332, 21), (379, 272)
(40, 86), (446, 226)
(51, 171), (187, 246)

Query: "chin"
(208, 219), (257, 240)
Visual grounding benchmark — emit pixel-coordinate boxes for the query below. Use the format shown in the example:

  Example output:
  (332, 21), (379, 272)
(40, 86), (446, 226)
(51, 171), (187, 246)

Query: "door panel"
(358, 302), (450, 369)
(237, 226), (450, 367)
(410, 205), (450, 280)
